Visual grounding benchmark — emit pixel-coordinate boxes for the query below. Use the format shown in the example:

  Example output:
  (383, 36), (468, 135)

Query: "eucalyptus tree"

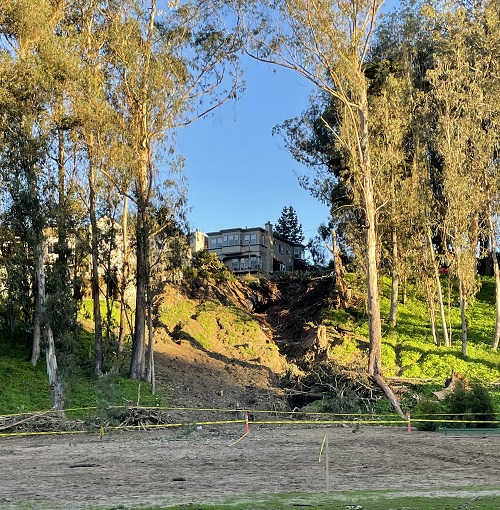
(102, 0), (242, 380)
(373, 0), (454, 346)
(366, 64), (414, 327)
(422, 2), (500, 356)
(236, 0), (403, 411)
(0, 0), (69, 408)
(467, 0), (500, 351)
(67, 0), (129, 376)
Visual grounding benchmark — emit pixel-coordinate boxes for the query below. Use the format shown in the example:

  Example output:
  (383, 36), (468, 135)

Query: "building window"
(286, 247), (290, 255)
(243, 233), (257, 245)
(250, 255), (261, 270)
(279, 244), (284, 254)
(294, 248), (304, 259)
(228, 234), (239, 246)
(210, 237), (222, 249)
(231, 259), (239, 270)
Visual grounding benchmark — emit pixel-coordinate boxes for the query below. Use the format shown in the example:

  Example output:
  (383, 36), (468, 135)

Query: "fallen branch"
(371, 374), (404, 417)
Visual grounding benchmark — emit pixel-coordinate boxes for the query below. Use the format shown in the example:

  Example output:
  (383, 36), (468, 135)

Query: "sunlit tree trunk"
(489, 215), (500, 350)
(427, 229), (450, 347)
(118, 195), (130, 353)
(425, 278), (440, 346)
(36, 243), (64, 410)
(459, 278), (467, 358)
(389, 228), (399, 326)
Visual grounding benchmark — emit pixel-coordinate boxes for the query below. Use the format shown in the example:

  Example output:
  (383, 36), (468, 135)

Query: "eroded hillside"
(152, 274), (363, 412)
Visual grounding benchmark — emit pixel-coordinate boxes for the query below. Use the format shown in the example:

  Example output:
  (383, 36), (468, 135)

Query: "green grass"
(83, 489), (500, 510)
(79, 299), (124, 328)
(0, 340), (52, 414)
(0, 329), (166, 417)
(158, 299), (269, 352)
(324, 275), (500, 384)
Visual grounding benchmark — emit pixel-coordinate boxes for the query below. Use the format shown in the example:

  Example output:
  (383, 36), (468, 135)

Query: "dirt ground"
(1, 425), (499, 509)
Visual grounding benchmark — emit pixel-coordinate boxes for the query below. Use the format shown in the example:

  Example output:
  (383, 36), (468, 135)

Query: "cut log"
(433, 372), (468, 400)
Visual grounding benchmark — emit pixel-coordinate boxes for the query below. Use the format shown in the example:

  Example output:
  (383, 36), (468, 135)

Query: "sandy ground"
(1, 425), (499, 509)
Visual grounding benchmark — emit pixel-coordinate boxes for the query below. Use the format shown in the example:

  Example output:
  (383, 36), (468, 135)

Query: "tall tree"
(275, 205), (304, 243)
(237, 0), (403, 412)
(104, 0), (242, 380)
(0, 0), (67, 408)
(241, 0), (384, 370)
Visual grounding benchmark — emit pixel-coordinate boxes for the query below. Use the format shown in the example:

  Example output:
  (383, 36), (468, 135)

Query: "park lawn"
(89, 489), (500, 510)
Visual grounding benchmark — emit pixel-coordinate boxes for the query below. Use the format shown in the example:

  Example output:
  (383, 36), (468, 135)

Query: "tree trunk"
(427, 229), (450, 347)
(31, 264), (41, 367)
(358, 96), (383, 377)
(46, 325), (64, 411)
(145, 283), (155, 393)
(424, 278), (440, 346)
(371, 374), (404, 417)
(459, 278), (467, 358)
(490, 215), (500, 350)
(389, 228), (399, 326)
(89, 158), (104, 377)
(129, 5), (155, 380)
(56, 126), (68, 271)
(36, 243), (64, 410)
(118, 195), (130, 353)
(327, 229), (350, 305)
(130, 205), (148, 380)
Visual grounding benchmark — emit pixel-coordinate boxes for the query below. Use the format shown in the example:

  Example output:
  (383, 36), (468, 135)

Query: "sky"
(175, 58), (327, 241)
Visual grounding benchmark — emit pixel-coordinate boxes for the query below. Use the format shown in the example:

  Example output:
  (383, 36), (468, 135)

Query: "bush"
(188, 250), (232, 280)
(413, 399), (442, 431)
(445, 381), (496, 428)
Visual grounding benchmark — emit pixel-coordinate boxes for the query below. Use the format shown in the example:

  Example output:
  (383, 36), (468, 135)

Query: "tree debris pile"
(118, 407), (173, 428)
(266, 276), (336, 344)
(0, 412), (86, 435)
(281, 361), (380, 413)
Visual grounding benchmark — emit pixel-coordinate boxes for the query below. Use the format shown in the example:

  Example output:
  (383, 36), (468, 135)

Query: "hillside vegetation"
(1, 273), (499, 425)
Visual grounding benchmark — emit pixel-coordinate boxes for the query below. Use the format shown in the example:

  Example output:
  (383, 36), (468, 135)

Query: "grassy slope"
(1, 276), (499, 416)
(323, 275), (500, 384)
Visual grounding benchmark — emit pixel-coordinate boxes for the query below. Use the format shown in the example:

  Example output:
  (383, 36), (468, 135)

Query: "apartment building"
(206, 222), (306, 275)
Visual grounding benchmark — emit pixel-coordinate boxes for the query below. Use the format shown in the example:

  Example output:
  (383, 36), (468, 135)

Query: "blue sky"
(176, 58), (328, 241)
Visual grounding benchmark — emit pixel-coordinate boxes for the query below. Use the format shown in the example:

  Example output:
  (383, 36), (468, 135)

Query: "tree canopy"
(275, 206), (304, 244)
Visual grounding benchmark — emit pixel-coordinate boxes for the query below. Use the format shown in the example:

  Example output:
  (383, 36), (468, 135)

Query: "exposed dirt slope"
(151, 274), (355, 416)
(153, 277), (294, 412)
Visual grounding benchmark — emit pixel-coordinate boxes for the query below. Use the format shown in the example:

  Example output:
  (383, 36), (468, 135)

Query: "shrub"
(445, 381), (496, 428)
(413, 399), (442, 432)
(189, 250), (232, 280)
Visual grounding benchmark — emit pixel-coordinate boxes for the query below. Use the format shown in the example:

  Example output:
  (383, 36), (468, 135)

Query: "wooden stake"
(325, 433), (329, 492)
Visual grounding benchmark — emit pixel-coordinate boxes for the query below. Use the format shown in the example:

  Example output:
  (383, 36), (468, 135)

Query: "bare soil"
(1, 425), (499, 509)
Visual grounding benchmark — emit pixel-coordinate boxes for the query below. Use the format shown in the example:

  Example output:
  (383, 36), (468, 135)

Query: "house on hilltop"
(206, 221), (306, 275)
